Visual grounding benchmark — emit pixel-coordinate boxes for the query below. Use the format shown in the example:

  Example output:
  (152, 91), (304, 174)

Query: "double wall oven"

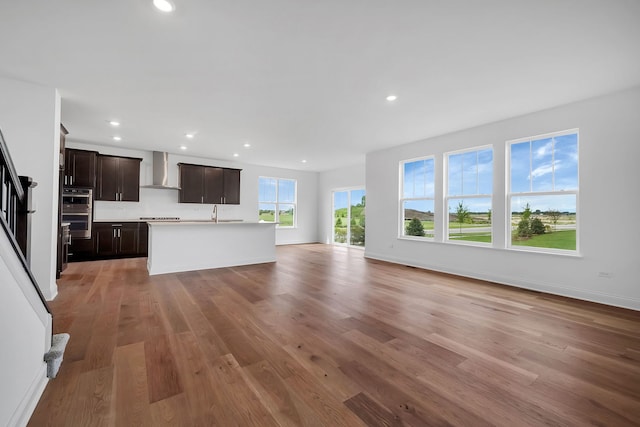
(62, 188), (93, 239)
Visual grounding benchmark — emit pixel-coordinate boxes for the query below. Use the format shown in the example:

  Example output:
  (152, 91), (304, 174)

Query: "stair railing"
(0, 128), (51, 314)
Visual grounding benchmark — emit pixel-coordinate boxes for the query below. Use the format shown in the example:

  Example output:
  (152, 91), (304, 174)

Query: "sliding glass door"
(332, 188), (365, 247)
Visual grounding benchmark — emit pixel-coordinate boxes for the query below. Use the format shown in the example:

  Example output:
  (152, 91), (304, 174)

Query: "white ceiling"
(1, 1), (639, 171)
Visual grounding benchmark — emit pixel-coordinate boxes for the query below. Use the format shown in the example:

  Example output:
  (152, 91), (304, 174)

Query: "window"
(333, 188), (366, 247)
(400, 157), (435, 238)
(258, 177), (296, 227)
(508, 130), (578, 252)
(445, 146), (493, 244)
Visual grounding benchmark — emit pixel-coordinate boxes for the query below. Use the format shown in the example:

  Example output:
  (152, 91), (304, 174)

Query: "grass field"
(450, 234), (492, 243)
(512, 230), (576, 250)
(259, 211), (294, 226)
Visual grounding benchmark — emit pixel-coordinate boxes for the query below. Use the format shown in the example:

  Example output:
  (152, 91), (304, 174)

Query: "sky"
(259, 177), (296, 203)
(402, 132), (578, 214)
(334, 189), (366, 211)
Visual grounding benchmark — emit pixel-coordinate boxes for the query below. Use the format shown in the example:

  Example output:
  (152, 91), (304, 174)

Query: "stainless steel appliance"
(62, 188), (93, 238)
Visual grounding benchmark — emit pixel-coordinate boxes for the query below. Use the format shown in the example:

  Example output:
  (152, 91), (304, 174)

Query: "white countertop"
(148, 220), (275, 226)
(94, 218), (253, 223)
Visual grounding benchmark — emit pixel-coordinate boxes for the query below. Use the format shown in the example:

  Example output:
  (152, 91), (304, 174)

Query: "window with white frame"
(400, 157), (435, 238)
(258, 177), (296, 227)
(445, 146), (493, 244)
(332, 188), (366, 247)
(508, 130), (578, 252)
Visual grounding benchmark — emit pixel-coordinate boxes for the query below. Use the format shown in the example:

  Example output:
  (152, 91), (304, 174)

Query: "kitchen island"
(146, 221), (277, 275)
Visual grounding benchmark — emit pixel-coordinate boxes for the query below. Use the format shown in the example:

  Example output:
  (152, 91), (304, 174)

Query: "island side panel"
(147, 223), (276, 275)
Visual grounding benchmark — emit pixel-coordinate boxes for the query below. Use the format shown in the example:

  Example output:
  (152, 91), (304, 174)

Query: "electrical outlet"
(598, 271), (613, 279)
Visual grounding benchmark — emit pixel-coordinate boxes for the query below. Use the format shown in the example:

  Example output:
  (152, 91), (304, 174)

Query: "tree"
(546, 209), (561, 231)
(516, 203), (533, 238)
(530, 217), (546, 235)
(335, 217), (342, 227)
(517, 219), (531, 238)
(455, 201), (470, 233)
(406, 218), (425, 237)
(487, 209), (491, 222)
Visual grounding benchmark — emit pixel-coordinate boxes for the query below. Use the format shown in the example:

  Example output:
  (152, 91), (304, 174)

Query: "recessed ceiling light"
(243, 143), (251, 148)
(386, 95), (397, 101)
(180, 145), (187, 150)
(109, 120), (120, 127)
(113, 136), (122, 141)
(185, 133), (195, 139)
(301, 159), (307, 163)
(233, 153), (239, 157)
(153, 0), (175, 13)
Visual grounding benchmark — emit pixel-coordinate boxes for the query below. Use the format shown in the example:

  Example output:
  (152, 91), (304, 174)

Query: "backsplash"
(93, 188), (249, 221)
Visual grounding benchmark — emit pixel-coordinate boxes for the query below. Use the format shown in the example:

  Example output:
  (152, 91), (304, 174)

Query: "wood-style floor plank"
(28, 244), (640, 426)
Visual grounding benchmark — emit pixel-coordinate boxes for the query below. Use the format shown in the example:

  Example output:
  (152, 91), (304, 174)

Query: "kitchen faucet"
(212, 204), (218, 223)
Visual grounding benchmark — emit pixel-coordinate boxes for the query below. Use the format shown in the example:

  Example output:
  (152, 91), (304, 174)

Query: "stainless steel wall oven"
(62, 187), (93, 239)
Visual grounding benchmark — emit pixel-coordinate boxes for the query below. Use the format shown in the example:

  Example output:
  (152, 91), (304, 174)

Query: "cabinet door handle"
(113, 229), (116, 238)
(118, 229), (121, 238)
(64, 175), (67, 185)
(201, 196), (204, 203)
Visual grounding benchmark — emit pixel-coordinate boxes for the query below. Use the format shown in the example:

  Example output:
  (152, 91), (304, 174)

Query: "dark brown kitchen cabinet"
(64, 148), (97, 188)
(178, 163), (204, 203)
(68, 237), (94, 261)
(139, 222), (148, 257)
(222, 168), (241, 204)
(93, 222), (142, 257)
(178, 163), (241, 204)
(96, 155), (142, 201)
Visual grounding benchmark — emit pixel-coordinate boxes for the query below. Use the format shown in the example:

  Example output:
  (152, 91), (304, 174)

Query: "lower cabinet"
(93, 222), (147, 258)
(68, 237), (95, 261)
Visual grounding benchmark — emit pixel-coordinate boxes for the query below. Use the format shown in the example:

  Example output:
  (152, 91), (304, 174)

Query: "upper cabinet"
(178, 163), (241, 204)
(222, 168), (241, 204)
(64, 148), (97, 188)
(96, 155), (142, 201)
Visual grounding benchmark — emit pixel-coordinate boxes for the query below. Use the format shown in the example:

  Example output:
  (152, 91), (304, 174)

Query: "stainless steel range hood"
(141, 151), (181, 189)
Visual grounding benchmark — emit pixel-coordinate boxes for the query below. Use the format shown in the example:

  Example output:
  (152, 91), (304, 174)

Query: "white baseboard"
(8, 365), (48, 427)
(364, 251), (640, 311)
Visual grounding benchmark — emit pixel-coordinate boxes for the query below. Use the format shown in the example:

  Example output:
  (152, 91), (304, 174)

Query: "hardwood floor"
(29, 244), (640, 426)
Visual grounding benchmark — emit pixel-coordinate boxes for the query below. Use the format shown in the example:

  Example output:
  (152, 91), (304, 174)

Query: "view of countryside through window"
(258, 177), (296, 227)
(334, 189), (366, 247)
(402, 131), (578, 251)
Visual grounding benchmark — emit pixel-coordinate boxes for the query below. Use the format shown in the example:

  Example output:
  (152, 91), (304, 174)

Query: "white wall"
(66, 142), (319, 245)
(0, 77), (61, 300)
(317, 163), (366, 244)
(0, 232), (52, 427)
(365, 86), (640, 310)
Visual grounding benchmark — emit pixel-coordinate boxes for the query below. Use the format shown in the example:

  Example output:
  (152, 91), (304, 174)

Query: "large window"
(332, 188), (366, 247)
(258, 177), (296, 227)
(508, 130), (578, 252)
(445, 146), (493, 244)
(400, 157), (435, 238)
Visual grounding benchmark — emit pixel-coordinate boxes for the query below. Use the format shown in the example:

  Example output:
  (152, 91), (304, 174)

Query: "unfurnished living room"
(1, 1), (640, 426)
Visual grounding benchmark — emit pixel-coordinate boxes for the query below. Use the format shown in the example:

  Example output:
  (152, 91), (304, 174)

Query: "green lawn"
(259, 211), (294, 226)
(512, 230), (576, 250)
(450, 234), (492, 243)
(403, 220), (491, 230)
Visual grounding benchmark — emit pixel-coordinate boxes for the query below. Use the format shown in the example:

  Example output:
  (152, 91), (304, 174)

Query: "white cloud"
(534, 141), (553, 159)
(531, 160), (562, 179)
